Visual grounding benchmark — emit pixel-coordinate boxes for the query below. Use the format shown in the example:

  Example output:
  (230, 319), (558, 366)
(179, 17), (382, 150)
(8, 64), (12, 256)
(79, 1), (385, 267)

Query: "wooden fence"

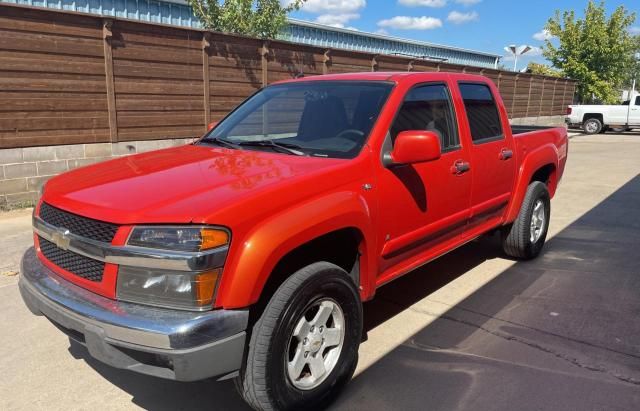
(0, 4), (577, 149)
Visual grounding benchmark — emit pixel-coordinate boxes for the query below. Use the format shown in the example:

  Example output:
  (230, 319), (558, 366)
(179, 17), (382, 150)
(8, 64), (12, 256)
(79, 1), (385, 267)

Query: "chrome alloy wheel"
(530, 199), (546, 243)
(585, 120), (599, 133)
(286, 299), (345, 390)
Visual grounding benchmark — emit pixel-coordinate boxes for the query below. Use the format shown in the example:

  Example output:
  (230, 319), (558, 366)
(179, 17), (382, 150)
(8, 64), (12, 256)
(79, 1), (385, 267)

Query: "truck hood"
(42, 144), (349, 225)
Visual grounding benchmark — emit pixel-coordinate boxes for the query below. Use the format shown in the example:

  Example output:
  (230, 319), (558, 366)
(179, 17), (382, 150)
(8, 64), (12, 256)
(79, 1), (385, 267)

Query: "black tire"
(583, 118), (603, 135)
(235, 262), (362, 411)
(502, 181), (550, 260)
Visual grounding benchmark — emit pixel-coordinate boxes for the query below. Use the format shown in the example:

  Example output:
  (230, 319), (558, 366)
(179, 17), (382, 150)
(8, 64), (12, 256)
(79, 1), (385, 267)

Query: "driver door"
(376, 82), (472, 278)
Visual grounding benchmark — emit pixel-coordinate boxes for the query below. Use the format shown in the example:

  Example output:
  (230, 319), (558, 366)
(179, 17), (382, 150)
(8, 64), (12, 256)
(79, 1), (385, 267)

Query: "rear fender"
(215, 191), (375, 308)
(505, 143), (559, 223)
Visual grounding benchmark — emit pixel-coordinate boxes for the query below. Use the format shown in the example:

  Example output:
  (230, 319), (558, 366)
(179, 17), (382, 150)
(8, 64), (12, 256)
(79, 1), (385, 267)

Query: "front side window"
(390, 84), (460, 151)
(201, 81), (393, 159)
(459, 83), (503, 143)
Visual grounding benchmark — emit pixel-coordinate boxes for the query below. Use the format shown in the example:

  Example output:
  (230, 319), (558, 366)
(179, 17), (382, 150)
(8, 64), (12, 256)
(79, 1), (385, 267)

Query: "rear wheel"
(502, 181), (550, 259)
(583, 118), (603, 135)
(235, 262), (362, 411)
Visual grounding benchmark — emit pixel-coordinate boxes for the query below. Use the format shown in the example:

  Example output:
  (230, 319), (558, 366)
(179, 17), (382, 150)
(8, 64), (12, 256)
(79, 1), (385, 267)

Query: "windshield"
(200, 81), (393, 158)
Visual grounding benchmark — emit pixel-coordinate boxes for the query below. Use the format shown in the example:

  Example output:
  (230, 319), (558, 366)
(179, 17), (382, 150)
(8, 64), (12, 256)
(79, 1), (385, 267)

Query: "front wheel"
(235, 262), (362, 411)
(502, 181), (551, 259)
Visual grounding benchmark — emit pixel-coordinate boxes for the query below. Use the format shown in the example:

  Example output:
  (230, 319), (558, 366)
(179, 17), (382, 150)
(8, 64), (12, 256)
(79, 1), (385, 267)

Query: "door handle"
(499, 148), (513, 160)
(451, 160), (471, 175)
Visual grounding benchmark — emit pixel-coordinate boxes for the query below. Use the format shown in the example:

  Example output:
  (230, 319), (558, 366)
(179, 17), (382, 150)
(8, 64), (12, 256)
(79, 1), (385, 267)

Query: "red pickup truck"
(20, 72), (567, 410)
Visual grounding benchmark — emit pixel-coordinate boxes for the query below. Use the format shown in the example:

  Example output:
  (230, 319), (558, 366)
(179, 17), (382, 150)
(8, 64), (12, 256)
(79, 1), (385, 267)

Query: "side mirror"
(387, 130), (441, 166)
(207, 121), (218, 131)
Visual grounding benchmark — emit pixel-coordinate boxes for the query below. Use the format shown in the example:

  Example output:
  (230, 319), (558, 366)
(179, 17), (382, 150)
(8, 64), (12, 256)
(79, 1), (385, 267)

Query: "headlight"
(120, 225), (230, 310)
(117, 266), (220, 311)
(127, 226), (229, 252)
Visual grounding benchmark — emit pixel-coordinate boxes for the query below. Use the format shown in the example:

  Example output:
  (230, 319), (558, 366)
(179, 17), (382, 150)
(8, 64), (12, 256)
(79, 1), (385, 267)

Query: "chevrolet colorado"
(20, 72), (568, 410)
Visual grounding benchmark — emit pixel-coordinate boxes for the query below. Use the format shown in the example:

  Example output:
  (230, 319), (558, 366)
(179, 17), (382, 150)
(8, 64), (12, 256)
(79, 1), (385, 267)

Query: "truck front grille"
(39, 202), (119, 243)
(38, 236), (105, 282)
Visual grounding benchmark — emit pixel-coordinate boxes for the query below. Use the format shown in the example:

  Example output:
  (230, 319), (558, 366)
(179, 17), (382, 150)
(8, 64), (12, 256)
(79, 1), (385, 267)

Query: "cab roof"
(272, 71), (489, 85)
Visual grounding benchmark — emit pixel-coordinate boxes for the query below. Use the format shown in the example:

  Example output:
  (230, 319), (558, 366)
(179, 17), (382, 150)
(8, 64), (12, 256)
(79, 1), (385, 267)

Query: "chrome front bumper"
(19, 247), (249, 381)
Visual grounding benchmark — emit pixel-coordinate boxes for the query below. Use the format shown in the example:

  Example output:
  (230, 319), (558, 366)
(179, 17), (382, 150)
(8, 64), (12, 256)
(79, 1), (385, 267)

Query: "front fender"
(215, 191), (375, 309)
(505, 143), (559, 223)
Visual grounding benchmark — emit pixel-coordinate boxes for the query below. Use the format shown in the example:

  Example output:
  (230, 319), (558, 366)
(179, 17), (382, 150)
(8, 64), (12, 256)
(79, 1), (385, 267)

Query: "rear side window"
(390, 84), (459, 151)
(459, 83), (503, 143)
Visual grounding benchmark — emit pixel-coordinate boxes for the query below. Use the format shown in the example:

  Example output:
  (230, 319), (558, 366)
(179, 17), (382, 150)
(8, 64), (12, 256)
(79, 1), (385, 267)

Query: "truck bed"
(511, 125), (562, 135)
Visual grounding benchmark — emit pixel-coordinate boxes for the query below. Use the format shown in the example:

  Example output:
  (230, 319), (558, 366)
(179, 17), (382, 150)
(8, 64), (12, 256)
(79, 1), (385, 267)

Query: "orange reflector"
(200, 229), (229, 250)
(194, 269), (220, 306)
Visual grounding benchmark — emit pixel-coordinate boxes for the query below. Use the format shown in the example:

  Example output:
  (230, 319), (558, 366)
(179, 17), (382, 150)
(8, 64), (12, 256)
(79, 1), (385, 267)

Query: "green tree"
(526, 62), (563, 77)
(543, 1), (637, 103)
(188, 0), (306, 39)
(624, 35), (640, 85)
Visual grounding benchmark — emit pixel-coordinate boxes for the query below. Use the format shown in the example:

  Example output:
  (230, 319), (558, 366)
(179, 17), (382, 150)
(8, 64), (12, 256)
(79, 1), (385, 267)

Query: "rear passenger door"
(457, 82), (516, 235)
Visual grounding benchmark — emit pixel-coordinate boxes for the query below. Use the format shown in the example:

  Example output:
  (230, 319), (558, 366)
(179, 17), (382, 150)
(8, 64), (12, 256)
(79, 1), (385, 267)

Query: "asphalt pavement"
(1, 132), (639, 410)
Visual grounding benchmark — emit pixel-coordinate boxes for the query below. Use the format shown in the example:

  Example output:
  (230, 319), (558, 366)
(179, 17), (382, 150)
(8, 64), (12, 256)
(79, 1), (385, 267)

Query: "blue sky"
(288, 0), (640, 69)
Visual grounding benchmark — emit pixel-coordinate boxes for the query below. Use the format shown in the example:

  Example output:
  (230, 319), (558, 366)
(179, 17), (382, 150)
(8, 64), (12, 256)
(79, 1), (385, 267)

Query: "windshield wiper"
(237, 140), (306, 156)
(204, 137), (241, 150)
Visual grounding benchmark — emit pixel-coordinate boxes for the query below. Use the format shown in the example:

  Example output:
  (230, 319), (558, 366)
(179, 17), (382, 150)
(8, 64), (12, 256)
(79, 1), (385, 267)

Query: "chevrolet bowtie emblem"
(51, 228), (71, 250)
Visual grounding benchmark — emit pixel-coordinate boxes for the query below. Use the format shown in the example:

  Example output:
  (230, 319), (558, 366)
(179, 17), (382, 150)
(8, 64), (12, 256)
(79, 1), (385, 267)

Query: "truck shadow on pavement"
(332, 174), (640, 410)
(69, 175), (640, 410)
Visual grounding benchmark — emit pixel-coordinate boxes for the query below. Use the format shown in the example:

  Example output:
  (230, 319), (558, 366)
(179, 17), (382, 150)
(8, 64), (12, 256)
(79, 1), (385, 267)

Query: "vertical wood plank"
(549, 78), (558, 117)
(538, 77), (546, 117)
(102, 19), (118, 143)
(560, 80), (569, 116)
(202, 33), (211, 128)
(261, 41), (269, 86)
(511, 74), (519, 119)
(525, 76), (533, 118)
(322, 49), (331, 75)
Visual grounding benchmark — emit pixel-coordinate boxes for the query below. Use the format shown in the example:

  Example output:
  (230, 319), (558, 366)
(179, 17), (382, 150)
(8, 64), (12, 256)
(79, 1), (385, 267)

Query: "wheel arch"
(215, 192), (375, 309)
(505, 144), (558, 223)
(582, 112), (604, 124)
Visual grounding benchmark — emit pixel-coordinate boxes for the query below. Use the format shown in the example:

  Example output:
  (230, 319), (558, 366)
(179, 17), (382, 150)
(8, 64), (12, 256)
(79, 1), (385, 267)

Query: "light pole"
(504, 44), (533, 72)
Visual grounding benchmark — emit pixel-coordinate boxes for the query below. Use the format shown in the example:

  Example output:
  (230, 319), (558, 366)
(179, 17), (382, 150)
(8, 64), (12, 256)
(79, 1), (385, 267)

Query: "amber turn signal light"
(200, 229), (229, 250)
(194, 269), (220, 306)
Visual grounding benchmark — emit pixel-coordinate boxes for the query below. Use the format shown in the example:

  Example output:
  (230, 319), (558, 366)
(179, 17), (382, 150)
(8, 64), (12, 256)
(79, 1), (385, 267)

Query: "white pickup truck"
(566, 95), (640, 134)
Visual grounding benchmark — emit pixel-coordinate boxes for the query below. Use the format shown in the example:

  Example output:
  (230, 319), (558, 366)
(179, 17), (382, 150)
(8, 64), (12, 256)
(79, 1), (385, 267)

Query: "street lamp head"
(518, 45), (533, 55)
(504, 44), (533, 72)
(504, 45), (517, 55)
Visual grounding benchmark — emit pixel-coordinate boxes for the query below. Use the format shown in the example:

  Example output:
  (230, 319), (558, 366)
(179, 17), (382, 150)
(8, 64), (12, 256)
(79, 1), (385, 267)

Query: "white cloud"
(533, 29), (554, 41)
(528, 46), (543, 56)
(630, 26), (640, 35)
(454, 0), (481, 5)
(315, 13), (360, 28)
(376, 28), (389, 35)
(378, 16), (443, 30)
(447, 11), (478, 24)
(296, 0), (366, 14)
(398, 0), (447, 7)
(286, 0), (366, 29)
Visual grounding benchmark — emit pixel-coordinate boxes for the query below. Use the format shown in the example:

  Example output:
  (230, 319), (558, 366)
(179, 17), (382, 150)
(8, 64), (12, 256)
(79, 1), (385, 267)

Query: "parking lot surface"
(1, 133), (639, 410)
